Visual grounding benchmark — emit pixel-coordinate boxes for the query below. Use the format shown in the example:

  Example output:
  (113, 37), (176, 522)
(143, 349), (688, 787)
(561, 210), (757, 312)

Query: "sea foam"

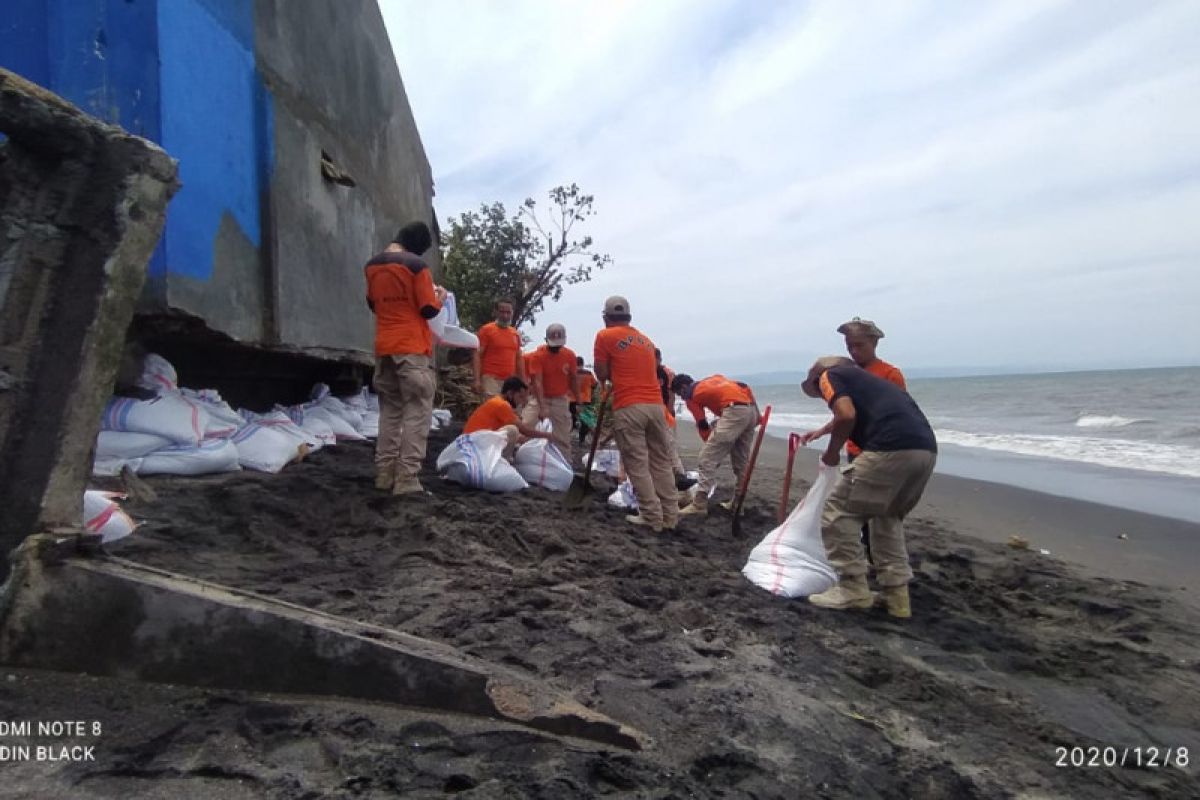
(1075, 414), (1151, 429)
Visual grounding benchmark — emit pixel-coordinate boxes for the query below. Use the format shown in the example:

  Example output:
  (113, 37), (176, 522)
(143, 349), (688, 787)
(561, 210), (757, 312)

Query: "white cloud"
(382, 0), (1200, 376)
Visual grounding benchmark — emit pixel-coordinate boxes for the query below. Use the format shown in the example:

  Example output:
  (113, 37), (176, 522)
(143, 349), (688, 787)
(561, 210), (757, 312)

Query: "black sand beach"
(1, 425), (1197, 798)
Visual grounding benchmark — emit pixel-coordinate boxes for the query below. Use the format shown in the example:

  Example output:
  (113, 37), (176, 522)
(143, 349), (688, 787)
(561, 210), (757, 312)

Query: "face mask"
(496, 319), (510, 328)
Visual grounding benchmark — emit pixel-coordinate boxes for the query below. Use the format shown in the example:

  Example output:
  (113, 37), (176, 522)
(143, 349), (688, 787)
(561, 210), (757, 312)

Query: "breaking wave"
(1075, 414), (1152, 429)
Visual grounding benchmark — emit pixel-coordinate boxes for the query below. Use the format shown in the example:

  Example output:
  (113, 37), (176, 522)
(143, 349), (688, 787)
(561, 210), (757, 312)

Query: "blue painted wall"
(157, 0), (271, 281)
(0, 0), (271, 285)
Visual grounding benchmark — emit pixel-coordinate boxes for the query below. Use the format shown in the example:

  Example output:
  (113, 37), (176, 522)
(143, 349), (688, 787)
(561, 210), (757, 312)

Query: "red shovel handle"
(779, 432), (801, 523)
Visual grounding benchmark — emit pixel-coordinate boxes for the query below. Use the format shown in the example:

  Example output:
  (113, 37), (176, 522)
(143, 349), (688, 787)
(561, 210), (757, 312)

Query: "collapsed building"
(1, 0), (439, 407)
(0, 1), (645, 752)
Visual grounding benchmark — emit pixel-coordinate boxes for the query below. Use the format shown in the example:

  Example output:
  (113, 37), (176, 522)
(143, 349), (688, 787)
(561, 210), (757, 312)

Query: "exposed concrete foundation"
(0, 68), (179, 578)
(0, 539), (645, 751)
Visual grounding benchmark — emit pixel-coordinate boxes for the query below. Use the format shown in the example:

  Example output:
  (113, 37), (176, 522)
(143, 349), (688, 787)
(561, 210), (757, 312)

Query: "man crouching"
(800, 356), (938, 618)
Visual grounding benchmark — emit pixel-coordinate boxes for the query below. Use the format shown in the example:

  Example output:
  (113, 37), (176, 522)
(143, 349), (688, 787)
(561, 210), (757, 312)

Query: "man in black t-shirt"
(800, 356), (938, 618)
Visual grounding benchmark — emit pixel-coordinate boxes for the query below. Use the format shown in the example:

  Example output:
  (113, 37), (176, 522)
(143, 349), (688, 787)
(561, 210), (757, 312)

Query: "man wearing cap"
(800, 317), (906, 448)
(801, 318), (908, 560)
(800, 356), (938, 618)
(473, 299), (525, 397)
(670, 373), (760, 515)
(522, 323), (580, 457)
(593, 296), (679, 532)
(364, 221), (446, 495)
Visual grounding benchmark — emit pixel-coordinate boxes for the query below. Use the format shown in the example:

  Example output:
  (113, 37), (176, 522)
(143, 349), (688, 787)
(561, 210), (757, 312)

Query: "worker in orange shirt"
(472, 299), (524, 396)
(364, 221), (445, 495)
(521, 324), (579, 457)
(800, 317), (906, 450)
(463, 377), (552, 460)
(670, 373), (759, 516)
(593, 296), (678, 533)
(572, 356), (598, 441)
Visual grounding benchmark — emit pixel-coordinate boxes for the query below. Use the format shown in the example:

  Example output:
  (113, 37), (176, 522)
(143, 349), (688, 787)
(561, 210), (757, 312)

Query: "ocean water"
(749, 367), (1200, 523)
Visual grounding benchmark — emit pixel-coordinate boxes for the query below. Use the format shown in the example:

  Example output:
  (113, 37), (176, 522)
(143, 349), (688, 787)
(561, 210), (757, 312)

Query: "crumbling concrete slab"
(0, 536), (647, 751)
(0, 68), (179, 578)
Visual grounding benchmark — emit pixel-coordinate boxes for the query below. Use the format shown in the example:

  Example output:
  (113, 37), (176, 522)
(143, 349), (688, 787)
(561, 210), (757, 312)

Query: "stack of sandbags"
(95, 359), (240, 477)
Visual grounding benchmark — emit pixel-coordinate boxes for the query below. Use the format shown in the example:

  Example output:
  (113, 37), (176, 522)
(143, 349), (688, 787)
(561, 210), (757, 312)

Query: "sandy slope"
(1, 428), (1197, 798)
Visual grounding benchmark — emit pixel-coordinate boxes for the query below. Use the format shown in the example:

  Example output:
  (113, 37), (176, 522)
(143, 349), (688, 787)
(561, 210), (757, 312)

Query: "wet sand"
(1, 424), (1197, 798)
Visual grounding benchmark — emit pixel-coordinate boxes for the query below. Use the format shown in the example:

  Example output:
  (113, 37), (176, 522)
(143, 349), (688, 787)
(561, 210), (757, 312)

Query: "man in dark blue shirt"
(800, 357), (938, 618)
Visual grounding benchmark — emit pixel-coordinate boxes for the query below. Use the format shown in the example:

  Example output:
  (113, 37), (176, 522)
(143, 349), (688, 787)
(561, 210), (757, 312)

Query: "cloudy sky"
(382, 0), (1200, 377)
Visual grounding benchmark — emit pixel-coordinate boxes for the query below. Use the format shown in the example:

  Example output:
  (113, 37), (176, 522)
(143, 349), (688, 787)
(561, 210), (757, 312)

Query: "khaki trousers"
(521, 395), (573, 458)
(612, 403), (679, 528)
(374, 354), (436, 482)
(480, 374), (505, 397)
(820, 449), (937, 587)
(695, 404), (758, 494)
(668, 422), (685, 474)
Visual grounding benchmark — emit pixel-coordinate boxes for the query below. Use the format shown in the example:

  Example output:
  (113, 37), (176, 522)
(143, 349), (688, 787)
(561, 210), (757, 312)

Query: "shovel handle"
(779, 432), (801, 523)
(581, 386), (610, 479)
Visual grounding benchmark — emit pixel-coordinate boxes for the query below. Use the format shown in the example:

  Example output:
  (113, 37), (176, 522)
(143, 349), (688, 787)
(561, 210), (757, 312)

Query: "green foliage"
(441, 184), (612, 330)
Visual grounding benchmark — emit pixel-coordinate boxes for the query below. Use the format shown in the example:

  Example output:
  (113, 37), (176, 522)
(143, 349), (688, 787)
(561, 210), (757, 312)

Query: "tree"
(441, 184), (612, 330)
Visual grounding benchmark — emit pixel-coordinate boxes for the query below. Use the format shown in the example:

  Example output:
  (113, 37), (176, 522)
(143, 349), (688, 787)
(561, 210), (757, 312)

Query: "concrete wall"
(0, 0), (436, 365)
(255, 0), (437, 358)
(0, 68), (178, 569)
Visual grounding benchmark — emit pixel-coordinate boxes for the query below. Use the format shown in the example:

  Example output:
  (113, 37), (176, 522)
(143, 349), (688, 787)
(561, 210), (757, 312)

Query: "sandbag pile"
(93, 356), (431, 478)
(437, 431), (528, 492)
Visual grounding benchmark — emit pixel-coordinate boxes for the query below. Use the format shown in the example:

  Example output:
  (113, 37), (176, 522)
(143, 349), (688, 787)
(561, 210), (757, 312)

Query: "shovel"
(564, 387), (610, 509)
(730, 405), (771, 538)
(778, 432), (801, 523)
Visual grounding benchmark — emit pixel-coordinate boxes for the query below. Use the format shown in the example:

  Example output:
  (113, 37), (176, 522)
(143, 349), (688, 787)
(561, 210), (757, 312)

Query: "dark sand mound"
(3, 427), (1197, 798)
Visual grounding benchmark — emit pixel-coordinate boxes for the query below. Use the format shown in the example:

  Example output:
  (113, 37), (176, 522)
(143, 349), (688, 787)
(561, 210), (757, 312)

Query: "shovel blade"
(564, 473), (591, 509)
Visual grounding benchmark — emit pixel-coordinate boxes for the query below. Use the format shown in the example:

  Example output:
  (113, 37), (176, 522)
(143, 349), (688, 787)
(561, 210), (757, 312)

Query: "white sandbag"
(181, 388), (241, 439)
(302, 405), (366, 441)
(316, 395), (364, 432)
(427, 304), (449, 339)
(138, 439), (242, 476)
(279, 406), (334, 449)
(298, 414), (337, 447)
(515, 439), (574, 491)
(101, 393), (209, 446)
(591, 448), (622, 478)
(83, 490), (137, 543)
(231, 422), (312, 473)
(444, 292), (460, 325)
(742, 465), (839, 598)
(607, 479), (638, 509)
(432, 409), (452, 428)
(437, 431), (527, 492)
(96, 430), (172, 460)
(93, 455), (142, 477)
(437, 323), (479, 349)
(358, 410), (379, 439)
(137, 352), (178, 393)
